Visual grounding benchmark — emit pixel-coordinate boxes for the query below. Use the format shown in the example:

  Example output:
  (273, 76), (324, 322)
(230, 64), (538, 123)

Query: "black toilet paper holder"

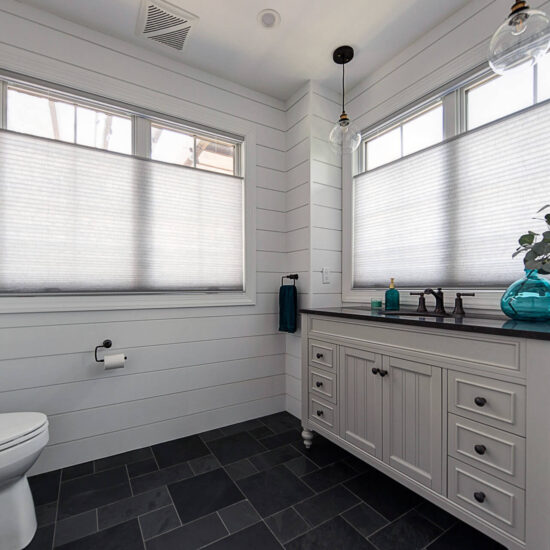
(95, 339), (127, 362)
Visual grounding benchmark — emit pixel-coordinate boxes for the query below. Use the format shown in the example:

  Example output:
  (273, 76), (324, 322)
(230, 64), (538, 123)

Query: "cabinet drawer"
(309, 339), (336, 370)
(448, 415), (525, 487)
(309, 396), (338, 434)
(448, 457), (525, 540)
(309, 368), (336, 404)
(448, 371), (526, 435)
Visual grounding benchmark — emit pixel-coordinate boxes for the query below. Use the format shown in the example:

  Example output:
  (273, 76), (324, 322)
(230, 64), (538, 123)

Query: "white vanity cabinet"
(301, 311), (550, 550)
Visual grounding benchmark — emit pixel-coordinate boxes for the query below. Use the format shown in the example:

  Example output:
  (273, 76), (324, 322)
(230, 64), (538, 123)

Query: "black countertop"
(300, 307), (550, 341)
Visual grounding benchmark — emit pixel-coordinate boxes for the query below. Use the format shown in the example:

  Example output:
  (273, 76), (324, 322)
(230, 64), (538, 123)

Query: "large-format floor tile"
(218, 500), (260, 533)
(130, 462), (193, 494)
(94, 448), (153, 472)
(139, 505), (181, 540)
(259, 430), (302, 450)
(224, 458), (259, 481)
(237, 464), (313, 518)
(188, 453), (221, 475)
(426, 521), (507, 549)
(301, 461), (358, 492)
(127, 458), (158, 478)
(29, 470), (61, 506)
(293, 436), (350, 468)
(35, 501), (57, 527)
(24, 524), (55, 550)
(207, 432), (266, 465)
(341, 503), (388, 538)
(220, 419), (265, 436)
(169, 468), (244, 524)
(260, 412), (301, 434)
(56, 519), (144, 550)
(370, 510), (442, 550)
(146, 512), (227, 550)
(249, 444), (301, 471)
(284, 456), (318, 477)
(265, 508), (309, 544)
(54, 510), (97, 547)
(248, 426), (275, 440)
(294, 485), (359, 527)
(61, 462), (94, 482)
(203, 521), (282, 550)
(152, 435), (210, 469)
(344, 468), (421, 520)
(285, 516), (376, 550)
(57, 466), (131, 520)
(97, 486), (172, 530)
(416, 499), (458, 530)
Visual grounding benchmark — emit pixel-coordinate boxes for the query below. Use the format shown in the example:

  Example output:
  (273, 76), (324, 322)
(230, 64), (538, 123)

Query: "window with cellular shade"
(0, 130), (244, 293)
(353, 99), (549, 289)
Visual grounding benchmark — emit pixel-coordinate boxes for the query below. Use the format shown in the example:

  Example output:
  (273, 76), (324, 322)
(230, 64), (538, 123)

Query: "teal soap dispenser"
(385, 278), (400, 311)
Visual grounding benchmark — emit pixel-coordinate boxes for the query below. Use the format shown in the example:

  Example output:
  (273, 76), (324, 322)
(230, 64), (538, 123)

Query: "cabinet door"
(383, 356), (442, 492)
(339, 346), (383, 459)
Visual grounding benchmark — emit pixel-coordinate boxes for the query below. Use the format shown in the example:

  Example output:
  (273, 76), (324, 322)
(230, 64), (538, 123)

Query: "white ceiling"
(16, 0), (471, 100)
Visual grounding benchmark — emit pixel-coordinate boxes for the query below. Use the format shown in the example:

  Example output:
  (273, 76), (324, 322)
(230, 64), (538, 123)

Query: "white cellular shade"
(353, 100), (550, 289)
(0, 131), (244, 293)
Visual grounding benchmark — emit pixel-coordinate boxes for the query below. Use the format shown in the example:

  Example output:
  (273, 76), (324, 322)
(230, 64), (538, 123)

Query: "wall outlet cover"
(322, 268), (330, 284)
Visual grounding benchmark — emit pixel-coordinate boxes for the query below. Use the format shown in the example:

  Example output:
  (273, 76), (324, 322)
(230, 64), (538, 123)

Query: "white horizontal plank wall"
(0, 0), (288, 474)
(283, 83), (342, 417)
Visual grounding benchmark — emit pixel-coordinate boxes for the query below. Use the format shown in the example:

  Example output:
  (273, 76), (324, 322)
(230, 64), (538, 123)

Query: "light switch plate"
(322, 267), (330, 284)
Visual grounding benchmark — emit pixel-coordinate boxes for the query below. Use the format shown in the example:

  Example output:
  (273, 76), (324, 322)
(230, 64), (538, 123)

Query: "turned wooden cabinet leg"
(301, 428), (314, 449)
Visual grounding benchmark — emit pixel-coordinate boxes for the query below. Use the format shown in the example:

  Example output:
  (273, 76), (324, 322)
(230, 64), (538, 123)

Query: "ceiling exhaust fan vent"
(136, 0), (198, 52)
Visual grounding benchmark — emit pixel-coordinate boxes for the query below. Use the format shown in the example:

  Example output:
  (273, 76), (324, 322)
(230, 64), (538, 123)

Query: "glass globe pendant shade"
(329, 112), (361, 154)
(489, 2), (550, 75)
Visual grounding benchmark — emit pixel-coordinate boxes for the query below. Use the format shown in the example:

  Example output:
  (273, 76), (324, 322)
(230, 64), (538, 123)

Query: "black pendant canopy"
(333, 45), (354, 65)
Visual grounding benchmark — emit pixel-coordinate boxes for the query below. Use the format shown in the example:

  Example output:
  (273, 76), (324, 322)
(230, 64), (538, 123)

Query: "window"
(348, 58), (550, 300)
(365, 103), (443, 170)
(0, 75), (250, 307)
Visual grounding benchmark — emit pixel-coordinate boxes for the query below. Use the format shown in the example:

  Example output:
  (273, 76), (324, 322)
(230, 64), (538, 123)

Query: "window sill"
(0, 292), (256, 313)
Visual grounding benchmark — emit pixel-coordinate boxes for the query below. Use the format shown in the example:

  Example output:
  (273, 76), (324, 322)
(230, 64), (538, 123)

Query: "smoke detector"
(258, 9), (281, 29)
(136, 0), (198, 52)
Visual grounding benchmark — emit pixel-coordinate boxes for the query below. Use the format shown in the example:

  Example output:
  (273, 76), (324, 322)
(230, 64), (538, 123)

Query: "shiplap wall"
(0, 0), (289, 474)
(283, 83), (343, 417)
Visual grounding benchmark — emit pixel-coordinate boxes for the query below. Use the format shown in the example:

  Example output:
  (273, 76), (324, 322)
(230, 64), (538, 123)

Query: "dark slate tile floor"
(25, 411), (506, 550)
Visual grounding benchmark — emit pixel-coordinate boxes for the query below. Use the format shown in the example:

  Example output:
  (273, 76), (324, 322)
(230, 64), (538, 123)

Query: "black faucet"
(424, 288), (446, 315)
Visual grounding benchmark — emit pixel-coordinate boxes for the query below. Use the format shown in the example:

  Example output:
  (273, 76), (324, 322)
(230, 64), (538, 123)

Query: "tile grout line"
(50, 473), (62, 550)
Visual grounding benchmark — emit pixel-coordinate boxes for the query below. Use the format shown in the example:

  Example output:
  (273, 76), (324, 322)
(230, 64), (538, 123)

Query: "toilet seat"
(0, 413), (48, 453)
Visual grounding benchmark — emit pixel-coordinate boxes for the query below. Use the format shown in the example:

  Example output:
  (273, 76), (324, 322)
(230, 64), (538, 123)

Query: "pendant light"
(489, 0), (550, 75)
(329, 45), (361, 154)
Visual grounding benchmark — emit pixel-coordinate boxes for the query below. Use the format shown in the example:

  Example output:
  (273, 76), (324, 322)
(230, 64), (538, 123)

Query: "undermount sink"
(382, 310), (453, 318)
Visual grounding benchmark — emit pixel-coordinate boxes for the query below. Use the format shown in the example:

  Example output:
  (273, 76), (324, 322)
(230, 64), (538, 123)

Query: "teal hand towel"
(279, 284), (297, 333)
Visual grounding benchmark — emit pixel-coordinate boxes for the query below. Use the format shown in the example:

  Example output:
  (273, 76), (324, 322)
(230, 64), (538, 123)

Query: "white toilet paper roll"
(103, 353), (126, 370)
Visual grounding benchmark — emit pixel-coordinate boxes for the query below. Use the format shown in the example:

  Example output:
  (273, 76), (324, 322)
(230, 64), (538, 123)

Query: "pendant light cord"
(342, 63), (345, 114)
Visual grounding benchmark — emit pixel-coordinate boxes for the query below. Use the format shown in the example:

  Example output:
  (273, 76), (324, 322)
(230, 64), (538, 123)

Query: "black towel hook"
(95, 339), (112, 363)
(281, 274), (299, 286)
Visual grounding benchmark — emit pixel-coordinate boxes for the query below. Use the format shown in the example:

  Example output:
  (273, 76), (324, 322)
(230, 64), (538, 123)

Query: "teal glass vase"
(501, 269), (550, 321)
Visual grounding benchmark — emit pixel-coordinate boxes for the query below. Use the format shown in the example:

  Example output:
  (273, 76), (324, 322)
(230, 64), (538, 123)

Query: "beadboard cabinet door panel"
(383, 356), (443, 493)
(339, 346), (383, 459)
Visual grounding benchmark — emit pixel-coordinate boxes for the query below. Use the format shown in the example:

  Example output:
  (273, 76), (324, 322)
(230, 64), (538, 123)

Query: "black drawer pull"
(316, 410), (324, 417)
(372, 368), (380, 375)
(474, 491), (486, 503)
(315, 381), (323, 388)
(474, 397), (487, 407)
(316, 353), (324, 359)
(379, 370), (388, 377)
(474, 444), (487, 455)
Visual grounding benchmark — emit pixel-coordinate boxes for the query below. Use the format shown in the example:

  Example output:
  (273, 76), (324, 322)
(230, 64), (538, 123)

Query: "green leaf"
(519, 233), (535, 246)
(537, 204), (550, 213)
(546, 213), (550, 225)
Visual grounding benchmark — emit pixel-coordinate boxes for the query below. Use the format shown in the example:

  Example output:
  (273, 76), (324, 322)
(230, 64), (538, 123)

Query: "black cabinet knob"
(372, 367), (380, 375)
(474, 491), (486, 503)
(474, 444), (487, 455)
(379, 370), (388, 377)
(316, 353), (324, 359)
(315, 381), (323, 388)
(474, 397), (487, 407)
(316, 410), (324, 417)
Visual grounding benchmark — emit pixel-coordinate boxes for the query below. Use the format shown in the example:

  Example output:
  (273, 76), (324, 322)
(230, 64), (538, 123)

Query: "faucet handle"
(453, 292), (475, 316)
(410, 292), (427, 313)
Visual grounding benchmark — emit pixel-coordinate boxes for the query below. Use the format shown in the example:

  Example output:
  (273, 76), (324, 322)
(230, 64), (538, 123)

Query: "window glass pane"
(195, 137), (235, 174)
(76, 106), (132, 154)
(467, 68), (534, 130)
(366, 127), (401, 170)
(536, 53), (550, 102)
(7, 87), (75, 142)
(402, 104), (443, 156)
(151, 124), (194, 167)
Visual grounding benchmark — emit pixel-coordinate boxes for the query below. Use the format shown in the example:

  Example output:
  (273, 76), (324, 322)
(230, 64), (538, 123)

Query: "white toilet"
(0, 413), (49, 550)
